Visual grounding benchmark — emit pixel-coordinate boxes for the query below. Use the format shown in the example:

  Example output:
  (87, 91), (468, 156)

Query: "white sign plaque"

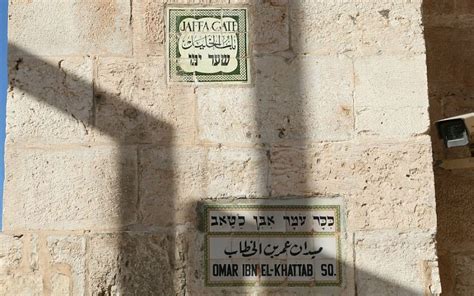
(201, 199), (343, 287)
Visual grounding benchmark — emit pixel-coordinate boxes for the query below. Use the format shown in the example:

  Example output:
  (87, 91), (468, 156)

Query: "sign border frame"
(203, 203), (343, 287)
(166, 6), (250, 84)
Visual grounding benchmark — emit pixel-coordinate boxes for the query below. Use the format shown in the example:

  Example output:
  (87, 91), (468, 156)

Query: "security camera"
(436, 113), (474, 149)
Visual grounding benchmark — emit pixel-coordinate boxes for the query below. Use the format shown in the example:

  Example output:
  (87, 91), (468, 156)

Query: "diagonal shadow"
(4, 1), (438, 295)
(7, 43), (179, 295)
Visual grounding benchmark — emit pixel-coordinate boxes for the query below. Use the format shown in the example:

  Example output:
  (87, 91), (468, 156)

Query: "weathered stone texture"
(4, 0), (440, 294)
(88, 232), (175, 296)
(206, 146), (269, 198)
(355, 230), (440, 295)
(289, 0), (425, 56)
(47, 236), (86, 296)
(4, 146), (137, 231)
(198, 55), (354, 145)
(270, 137), (436, 231)
(0, 235), (23, 274)
(133, 0), (166, 56)
(0, 273), (43, 296)
(8, 0), (132, 56)
(7, 56), (93, 144)
(138, 146), (207, 226)
(354, 55), (429, 138)
(94, 57), (196, 144)
(252, 0), (289, 53)
(51, 273), (70, 296)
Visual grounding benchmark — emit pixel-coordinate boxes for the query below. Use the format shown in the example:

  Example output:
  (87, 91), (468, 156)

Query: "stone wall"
(2, 0), (440, 295)
(424, 0), (474, 295)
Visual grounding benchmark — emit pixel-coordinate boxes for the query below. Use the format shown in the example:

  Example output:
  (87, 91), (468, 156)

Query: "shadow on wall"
(4, 2), (430, 295)
(423, 0), (474, 294)
(6, 43), (423, 296)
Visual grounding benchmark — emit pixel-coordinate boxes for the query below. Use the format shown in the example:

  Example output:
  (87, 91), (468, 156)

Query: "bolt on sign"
(200, 198), (344, 287)
(166, 7), (249, 83)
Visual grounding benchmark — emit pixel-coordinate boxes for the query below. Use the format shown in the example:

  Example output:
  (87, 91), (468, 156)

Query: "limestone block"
(138, 146), (207, 226)
(134, 0), (239, 56)
(94, 57), (196, 144)
(133, 0), (165, 56)
(87, 232), (175, 296)
(251, 0), (289, 53)
(355, 55), (428, 109)
(197, 86), (256, 145)
(270, 137), (437, 231)
(47, 236), (86, 296)
(0, 235), (23, 274)
(197, 55), (353, 145)
(207, 146), (269, 198)
(51, 273), (70, 296)
(354, 229), (439, 295)
(3, 145), (137, 231)
(8, 0), (132, 56)
(354, 55), (429, 138)
(0, 273), (43, 296)
(7, 56), (93, 144)
(356, 107), (429, 138)
(289, 0), (425, 56)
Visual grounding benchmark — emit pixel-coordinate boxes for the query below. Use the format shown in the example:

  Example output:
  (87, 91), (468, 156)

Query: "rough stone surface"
(207, 146), (269, 198)
(51, 273), (70, 296)
(4, 0), (441, 294)
(133, 0), (166, 56)
(8, 0), (132, 56)
(354, 55), (429, 138)
(4, 145), (137, 230)
(7, 55), (93, 144)
(354, 230), (440, 295)
(138, 146), (207, 226)
(0, 235), (23, 274)
(0, 273), (43, 296)
(94, 57), (196, 144)
(290, 0), (425, 56)
(87, 232), (175, 296)
(270, 137), (437, 231)
(47, 236), (86, 296)
(197, 55), (354, 145)
(251, 0), (289, 53)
